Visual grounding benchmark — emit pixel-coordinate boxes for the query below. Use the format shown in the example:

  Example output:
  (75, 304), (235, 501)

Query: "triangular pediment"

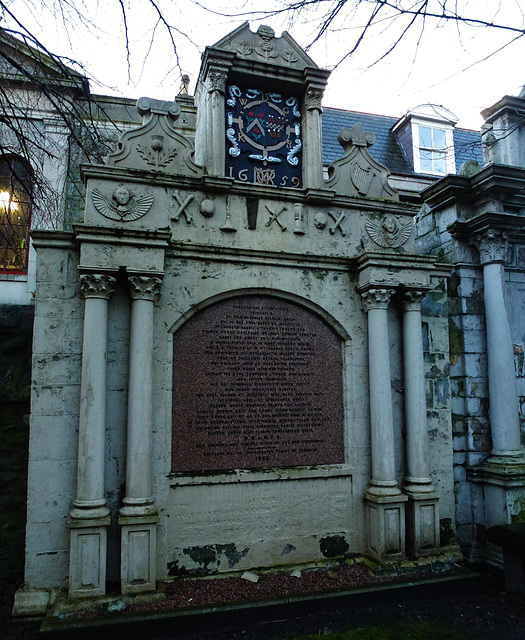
(0, 28), (88, 92)
(212, 22), (319, 71)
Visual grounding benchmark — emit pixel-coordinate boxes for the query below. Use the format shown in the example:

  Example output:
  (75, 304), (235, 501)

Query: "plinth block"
(405, 492), (440, 557)
(365, 492), (408, 560)
(120, 516), (158, 594)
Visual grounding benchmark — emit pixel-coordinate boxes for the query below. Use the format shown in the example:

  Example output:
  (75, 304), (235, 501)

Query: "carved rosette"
(208, 71), (227, 94)
(128, 276), (163, 302)
(304, 89), (323, 112)
(402, 290), (427, 312)
(79, 273), (116, 299)
(361, 288), (395, 311)
(472, 228), (508, 265)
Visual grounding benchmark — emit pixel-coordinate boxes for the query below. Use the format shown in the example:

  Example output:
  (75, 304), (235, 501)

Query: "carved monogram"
(92, 186), (153, 222)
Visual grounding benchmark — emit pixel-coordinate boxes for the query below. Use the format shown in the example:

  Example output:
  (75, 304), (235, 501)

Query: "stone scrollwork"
(226, 112), (240, 158)
(365, 215), (412, 248)
(472, 228), (508, 265)
(361, 288), (395, 311)
(92, 185), (154, 222)
(286, 123), (302, 166)
(128, 275), (162, 302)
(79, 273), (116, 299)
(227, 85), (242, 108)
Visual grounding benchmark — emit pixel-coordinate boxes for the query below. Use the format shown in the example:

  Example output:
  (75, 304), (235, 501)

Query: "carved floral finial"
(257, 25), (275, 40)
(337, 123), (376, 149)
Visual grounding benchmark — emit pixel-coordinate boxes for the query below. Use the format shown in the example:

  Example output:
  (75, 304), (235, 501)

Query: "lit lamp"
(0, 189), (23, 269)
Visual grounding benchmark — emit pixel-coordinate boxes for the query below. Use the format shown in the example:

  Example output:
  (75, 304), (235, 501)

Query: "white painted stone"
(241, 571), (259, 583)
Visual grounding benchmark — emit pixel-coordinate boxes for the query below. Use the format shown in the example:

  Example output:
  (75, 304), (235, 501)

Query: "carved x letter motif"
(265, 205), (287, 232)
(171, 190), (194, 224)
(328, 211), (346, 236)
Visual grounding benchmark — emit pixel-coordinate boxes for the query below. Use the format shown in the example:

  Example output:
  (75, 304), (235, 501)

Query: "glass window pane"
(433, 128), (446, 150)
(433, 151), (446, 174)
(420, 149), (433, 172)
(419, 126), (432, 148)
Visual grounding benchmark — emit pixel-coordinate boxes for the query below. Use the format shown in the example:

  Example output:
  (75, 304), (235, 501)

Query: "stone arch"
(169, 286), (351, 342)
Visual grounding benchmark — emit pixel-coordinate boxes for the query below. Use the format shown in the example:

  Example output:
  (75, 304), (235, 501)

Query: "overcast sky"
(14, 0), (525, 129)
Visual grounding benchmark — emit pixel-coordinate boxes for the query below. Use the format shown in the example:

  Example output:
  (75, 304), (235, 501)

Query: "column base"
(119, 514), (158, 595)
(405, 491), (440, 558)
(68, 515), (110, 598)
(365, 491), (408, 561)
(12, 587), (57, 617)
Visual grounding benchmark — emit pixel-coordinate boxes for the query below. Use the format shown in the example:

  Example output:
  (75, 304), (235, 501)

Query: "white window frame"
(411, 118), (456, 176)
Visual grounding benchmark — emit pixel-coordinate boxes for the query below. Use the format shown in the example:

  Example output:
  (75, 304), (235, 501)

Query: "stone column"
(206, 69), (227, 177)
(119, 275), (162, 594)
(361, 288), (407, 560)
(302, 87), (325, 190)
(402, 290), (440, 557)
(68, 272), (115, 598)
(474, 230), (523, 461)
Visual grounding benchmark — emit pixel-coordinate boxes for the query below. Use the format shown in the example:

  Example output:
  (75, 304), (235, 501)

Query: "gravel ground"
(2, 567), (525, 640)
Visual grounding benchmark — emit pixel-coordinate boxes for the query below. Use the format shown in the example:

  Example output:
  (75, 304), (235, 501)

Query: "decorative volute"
(105, 97), (203, 178)
(326, 123), (399, 201)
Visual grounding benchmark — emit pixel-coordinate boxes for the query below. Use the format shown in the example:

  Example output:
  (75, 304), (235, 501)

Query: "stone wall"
(0, 304), (33, 588)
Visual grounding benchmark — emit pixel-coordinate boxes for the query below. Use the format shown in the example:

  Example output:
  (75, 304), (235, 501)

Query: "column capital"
(402, 289), (427, 312)
(207, 70), (227, 94)
(79, 273), (116, 299)
(361, 288), (394, 311)
(128, 275), (162, 302)
(304, 88), (324, 112)
(471, 228), (508, 265)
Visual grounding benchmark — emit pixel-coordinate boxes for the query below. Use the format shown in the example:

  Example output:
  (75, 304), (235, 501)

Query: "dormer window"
(418, 125), (447, 174)
(393, 104), (458, 176)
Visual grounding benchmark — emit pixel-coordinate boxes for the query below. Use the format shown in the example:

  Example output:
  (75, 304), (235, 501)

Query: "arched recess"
(170, 288), (351, 474)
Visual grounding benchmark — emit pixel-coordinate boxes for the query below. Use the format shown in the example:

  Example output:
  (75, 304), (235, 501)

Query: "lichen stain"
(280, 543), (297, 556)
(319, 534), (349, 558)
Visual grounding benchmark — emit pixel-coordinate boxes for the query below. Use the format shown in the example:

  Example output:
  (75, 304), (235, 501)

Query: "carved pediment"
(326, 124), (399, 201)
(105, 97), (203, 178)
(212, 22), (319, 70)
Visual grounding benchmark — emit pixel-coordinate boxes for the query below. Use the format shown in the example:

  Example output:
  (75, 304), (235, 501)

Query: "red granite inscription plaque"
(172, 296), (344, 472)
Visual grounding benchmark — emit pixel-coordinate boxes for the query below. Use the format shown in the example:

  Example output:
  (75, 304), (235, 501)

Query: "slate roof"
(321, 106), (483, 176)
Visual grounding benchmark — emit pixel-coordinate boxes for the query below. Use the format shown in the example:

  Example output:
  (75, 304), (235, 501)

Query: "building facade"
(2, 24), (523, 616)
